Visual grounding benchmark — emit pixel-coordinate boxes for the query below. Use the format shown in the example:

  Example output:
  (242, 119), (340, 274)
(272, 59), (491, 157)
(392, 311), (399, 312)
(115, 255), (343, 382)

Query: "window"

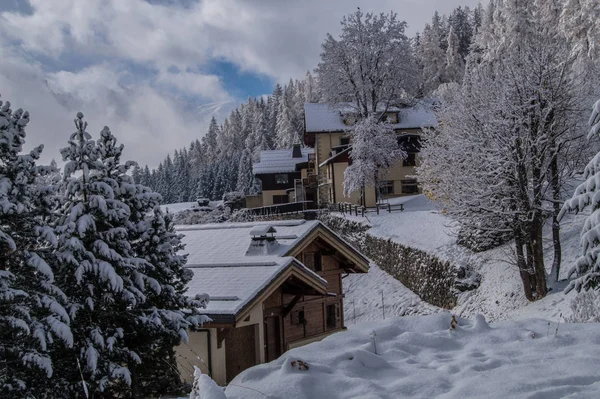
(401, 179), (419, 194)
(403, 153), (417, 167)
(379, 181), (394, 196)
(384, 112), (398, 124)
(314, 251), (322, 272)
(326, 304), (337, 329)
(273, 194), (289, 204)
(275, 174), (289, 185)
(292, 310), (306, 325)
(340, 137), (350, 146)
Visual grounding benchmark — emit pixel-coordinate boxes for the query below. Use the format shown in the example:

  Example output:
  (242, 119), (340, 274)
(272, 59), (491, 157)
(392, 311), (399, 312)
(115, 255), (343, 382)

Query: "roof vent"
(250, 225), (277, 241)
(247, 225), (279, 256)
(292, 144), (302, 158)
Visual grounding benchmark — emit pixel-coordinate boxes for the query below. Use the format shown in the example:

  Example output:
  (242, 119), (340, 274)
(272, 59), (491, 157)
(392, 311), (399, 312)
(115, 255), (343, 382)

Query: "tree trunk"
(514, 227), (535, 301)
(530, 217), (548, 299)
(549, 151), (562, 283)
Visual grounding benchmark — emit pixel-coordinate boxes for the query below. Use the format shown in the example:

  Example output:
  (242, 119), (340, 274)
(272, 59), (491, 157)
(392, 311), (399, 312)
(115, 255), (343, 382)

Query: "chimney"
(292, 144), (302, 158)
(246, 225), (279, 256)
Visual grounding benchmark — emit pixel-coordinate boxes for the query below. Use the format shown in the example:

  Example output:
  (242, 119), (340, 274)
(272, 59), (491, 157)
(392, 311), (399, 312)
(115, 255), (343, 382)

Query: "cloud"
(0, 0), (486, 167)
(0, 45), (233, 168)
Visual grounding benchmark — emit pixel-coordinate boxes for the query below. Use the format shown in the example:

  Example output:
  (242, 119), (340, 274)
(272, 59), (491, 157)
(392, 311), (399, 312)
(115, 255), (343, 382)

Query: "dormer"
(382, 111), (399, 124)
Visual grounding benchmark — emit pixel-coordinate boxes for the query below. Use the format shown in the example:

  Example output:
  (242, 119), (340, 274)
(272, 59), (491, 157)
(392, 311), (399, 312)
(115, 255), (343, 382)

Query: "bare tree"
(315, 8), (419, 118)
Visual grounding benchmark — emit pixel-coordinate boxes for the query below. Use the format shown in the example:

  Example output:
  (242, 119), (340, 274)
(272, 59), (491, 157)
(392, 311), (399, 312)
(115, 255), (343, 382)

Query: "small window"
(340, 137), (350, 146)
(403, 153), (417, 167)
(273, 194), (289, 204)
(314, 251), (322, 272)
(292, 310), (306, 325)
(275, 174), (289, 185)
(379, 181), (394, 196)
(401, 179), (419, 194)
(326, 304), (336, 329)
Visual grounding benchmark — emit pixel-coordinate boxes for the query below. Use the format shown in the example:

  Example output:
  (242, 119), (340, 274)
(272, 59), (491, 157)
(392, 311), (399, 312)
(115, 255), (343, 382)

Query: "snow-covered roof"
(304, 103), (438, 133)
(253, 148), (314, 175)
(178, 220), (327, 316)
(186, 258), (315, 315)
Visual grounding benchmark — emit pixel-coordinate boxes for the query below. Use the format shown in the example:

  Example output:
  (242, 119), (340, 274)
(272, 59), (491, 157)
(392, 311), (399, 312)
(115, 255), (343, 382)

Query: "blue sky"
(0, 0), (484, 167)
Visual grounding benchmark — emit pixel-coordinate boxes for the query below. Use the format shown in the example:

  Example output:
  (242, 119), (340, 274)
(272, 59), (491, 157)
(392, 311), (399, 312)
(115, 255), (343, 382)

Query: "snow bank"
(225, 313), (600, 398)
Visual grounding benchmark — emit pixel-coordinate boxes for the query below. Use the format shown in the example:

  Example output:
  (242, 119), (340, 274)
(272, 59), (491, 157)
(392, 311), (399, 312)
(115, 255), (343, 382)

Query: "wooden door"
(264, 316), (282, 362)
(225, 325), (257, 383)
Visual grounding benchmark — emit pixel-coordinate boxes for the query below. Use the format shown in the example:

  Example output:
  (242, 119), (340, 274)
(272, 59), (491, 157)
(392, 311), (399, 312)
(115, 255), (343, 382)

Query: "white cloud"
(0, 0), (486, 167)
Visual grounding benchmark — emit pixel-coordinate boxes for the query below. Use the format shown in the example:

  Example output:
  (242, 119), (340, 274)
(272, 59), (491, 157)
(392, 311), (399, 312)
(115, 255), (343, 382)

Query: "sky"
(0, 0), (484, 167)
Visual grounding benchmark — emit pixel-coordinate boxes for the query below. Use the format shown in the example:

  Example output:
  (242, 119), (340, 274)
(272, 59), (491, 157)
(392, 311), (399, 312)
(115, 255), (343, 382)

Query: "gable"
(286, 224), (369, 273)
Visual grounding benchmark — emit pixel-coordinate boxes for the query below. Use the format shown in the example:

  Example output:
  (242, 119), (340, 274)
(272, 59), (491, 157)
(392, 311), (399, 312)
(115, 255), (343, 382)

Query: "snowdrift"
(225, 313), (600, 398)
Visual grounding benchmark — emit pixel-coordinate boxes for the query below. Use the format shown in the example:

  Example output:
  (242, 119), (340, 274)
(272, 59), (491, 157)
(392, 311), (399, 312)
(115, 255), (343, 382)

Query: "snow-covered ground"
(338, 194), (584, 323)
(343, 262), (438, 325)
(161, 201), (223, 214)
(224, 313), (600, 399)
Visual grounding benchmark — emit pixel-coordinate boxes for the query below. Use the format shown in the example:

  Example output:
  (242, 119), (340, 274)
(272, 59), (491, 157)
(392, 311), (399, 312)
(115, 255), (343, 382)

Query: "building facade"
(252, 145), (317, 208)
(304, 103), (437, 208)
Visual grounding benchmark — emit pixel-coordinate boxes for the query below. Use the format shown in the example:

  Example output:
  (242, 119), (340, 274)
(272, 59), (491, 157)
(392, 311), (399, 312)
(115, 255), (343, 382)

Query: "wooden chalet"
(175, 220), (369, 385)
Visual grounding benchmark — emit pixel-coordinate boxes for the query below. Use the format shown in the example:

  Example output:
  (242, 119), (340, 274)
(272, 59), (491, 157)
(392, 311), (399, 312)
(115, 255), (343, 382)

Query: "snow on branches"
(343, 117), (404, 198)
(560, 100), (600, 293)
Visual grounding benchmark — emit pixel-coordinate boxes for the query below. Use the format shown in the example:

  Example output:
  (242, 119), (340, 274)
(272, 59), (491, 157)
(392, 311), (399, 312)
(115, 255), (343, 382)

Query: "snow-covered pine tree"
(275, 97), (301, 149)
(52, 114), (156, 395)
(93, 127), (208, 395)
(419, 23), (447, 94)
(560, 0), (600, 63)
(445, 26), (465, 83)
(0, 97), (73, 397)
(560, 100), (600, 292)
(236, 147), (256, 195)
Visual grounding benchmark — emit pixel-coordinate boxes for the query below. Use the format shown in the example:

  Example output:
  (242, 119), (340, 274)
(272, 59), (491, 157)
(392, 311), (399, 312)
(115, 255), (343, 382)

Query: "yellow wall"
(175, 304), (265, 386)
(245, 194), (263, 209)
(315, 129), (423, 207)
(262, 189), (289, 206)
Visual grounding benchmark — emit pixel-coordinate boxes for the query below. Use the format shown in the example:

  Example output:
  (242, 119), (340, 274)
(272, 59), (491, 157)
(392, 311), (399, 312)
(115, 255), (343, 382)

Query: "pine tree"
(96, 128), (208, 395)
(560, 0), (600, 63)
(560, 100), (600, 292)
(445, 26), (465, 83)
(236, 148), (256, 195)
(53, 115), (151, 395)
(419, 23), (447, 94)
(0, 97), (73, 396)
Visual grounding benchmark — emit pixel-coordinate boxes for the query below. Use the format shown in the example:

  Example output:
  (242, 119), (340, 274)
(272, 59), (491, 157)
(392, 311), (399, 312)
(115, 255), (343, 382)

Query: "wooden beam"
(281, 295), (302, 319)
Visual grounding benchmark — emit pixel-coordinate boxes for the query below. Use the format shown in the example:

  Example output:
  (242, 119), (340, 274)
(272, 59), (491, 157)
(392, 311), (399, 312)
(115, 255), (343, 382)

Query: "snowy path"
(225, 313), (600, 399)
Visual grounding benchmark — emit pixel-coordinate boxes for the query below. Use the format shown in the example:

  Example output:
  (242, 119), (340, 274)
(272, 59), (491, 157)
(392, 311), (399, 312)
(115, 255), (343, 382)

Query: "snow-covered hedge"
(320, 215), (458, 308)
(456, 227), (513, 253)
(569, 291), (600, 323)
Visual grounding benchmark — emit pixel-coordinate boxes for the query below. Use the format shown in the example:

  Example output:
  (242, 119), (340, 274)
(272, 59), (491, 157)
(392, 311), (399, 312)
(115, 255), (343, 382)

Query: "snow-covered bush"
(568, 291), (600, 323)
